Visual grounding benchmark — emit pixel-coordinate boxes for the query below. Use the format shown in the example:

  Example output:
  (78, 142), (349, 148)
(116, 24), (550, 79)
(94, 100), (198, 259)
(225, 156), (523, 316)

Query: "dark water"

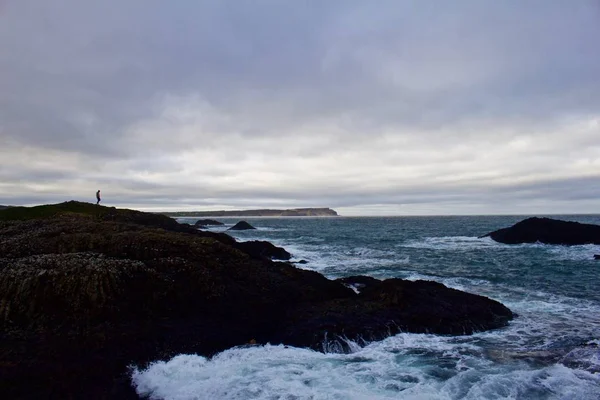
(133, 216), (600, 399)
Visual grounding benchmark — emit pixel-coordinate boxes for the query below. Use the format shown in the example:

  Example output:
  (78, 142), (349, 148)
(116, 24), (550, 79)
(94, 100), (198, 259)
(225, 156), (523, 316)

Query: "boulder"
(482, 217), (600, 245)
(233, 240), (291, 260)
(194, 219), (224, 226)
(228, 220), (256, 230)
(0, 203), (514, 399)
(594, 254), (600, 260)
(276, 278), (513, 351)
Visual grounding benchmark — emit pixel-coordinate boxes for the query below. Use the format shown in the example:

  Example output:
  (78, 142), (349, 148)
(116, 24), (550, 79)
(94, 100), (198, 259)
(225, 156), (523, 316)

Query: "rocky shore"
(482, 217), (600, 245)
(0, 202), (513, 399)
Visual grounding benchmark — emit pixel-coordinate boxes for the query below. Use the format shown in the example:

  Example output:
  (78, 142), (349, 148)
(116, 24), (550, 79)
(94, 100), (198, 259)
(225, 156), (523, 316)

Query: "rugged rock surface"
(281, 277), (513, 351)
(194, 219), (224, 226)
(234, 240), (291, 260)
(0, 202), (513, 399)
(228, 220), (256, 230)
(482, 217), (600, 245)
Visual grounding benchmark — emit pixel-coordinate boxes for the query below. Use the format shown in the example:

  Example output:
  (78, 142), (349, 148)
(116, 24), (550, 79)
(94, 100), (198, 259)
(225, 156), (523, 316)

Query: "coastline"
(0, 201), (513, 399)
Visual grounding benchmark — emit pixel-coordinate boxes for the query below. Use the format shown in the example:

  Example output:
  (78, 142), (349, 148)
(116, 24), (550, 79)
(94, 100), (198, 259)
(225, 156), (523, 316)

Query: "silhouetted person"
(96, 190), (101, 205)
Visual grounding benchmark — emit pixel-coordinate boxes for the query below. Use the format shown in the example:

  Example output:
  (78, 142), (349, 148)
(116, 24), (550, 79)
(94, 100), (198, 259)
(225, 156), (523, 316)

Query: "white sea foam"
(132, 338), (600, 400)
(545, 243), (600, 261)
(279, 243), (409, 276)
(140, 219), (600, 399)
(399, 236), (507, 251)
(399, 236), (600, 262)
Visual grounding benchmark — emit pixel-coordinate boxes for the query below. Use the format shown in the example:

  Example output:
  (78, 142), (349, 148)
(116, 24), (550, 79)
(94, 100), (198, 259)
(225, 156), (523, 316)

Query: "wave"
(132, 338), (600, 400)
(131, 263), (600, 399)
(284, 243), (410, 276)
(399, 236), (600, 261)
(399, 236), (508, 251)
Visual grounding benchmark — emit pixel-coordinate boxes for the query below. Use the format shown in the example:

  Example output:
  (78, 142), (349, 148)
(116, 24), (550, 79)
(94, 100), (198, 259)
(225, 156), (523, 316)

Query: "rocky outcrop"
(228, 220), (256, 230)
(482, 217), (600, 245)
(277, 278), (513, 351)
(194, 219), (224, 226)
(0, 202), (513, 399)
(233, 240), (291, 260)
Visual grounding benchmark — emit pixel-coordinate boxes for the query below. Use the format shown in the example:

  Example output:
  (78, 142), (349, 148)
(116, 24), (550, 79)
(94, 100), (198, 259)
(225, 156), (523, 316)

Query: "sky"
(1, 1), (599, 215)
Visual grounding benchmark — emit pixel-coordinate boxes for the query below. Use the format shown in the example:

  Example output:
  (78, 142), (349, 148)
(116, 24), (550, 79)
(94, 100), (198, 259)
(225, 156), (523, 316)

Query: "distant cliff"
(162, 207), (338, 217)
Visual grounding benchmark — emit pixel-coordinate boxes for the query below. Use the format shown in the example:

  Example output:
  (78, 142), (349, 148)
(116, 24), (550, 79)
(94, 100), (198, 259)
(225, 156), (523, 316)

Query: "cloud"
(0, 0), (599, 214)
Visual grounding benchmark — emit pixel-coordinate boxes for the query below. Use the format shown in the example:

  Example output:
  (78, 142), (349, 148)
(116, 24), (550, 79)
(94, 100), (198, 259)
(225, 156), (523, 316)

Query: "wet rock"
(194, 219), (224, 226)
(233, 240), (291, 260)
(594, 254), (600, 260)
(482, 217), (600, 245)
(275, 278), (513, 351)
(228, 220), (256, 230)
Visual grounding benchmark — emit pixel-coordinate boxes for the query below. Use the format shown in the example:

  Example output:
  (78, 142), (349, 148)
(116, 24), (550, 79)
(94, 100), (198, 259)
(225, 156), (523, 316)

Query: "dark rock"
(194, 219), (224, 226)
(336, 275), (381, 293)
(228, 220), (256, 230)
(275, 278), (513, 351)
(482, 217), (600, 245)
(295, 259), (309, 264)
(194, 224), (208, 230)
(234, 240), (292, 260)
(0, 214), (347, 399)
(594, 254), (600, 260)
(0, 204), (514, 399)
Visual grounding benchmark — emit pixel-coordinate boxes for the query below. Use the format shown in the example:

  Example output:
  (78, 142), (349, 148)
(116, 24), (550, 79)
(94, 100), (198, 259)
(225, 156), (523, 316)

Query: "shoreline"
(0, 201), (514, 399)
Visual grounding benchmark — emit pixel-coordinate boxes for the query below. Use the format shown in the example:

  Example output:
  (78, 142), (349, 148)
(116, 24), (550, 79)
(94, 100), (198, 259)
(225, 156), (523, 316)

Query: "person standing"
(96, 190), (101, 205)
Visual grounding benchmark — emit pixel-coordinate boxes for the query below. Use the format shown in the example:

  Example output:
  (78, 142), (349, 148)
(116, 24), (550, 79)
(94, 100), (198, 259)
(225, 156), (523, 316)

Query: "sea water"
(132, 216), (600, 399)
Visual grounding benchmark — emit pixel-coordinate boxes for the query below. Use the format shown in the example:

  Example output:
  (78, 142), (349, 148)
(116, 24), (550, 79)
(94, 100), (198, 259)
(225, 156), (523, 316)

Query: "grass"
(0, 201), (114, 221)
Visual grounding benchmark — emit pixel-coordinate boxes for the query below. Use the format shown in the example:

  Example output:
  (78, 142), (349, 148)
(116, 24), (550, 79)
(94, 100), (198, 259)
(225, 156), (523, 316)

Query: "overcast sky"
(1, 1), (599, 215)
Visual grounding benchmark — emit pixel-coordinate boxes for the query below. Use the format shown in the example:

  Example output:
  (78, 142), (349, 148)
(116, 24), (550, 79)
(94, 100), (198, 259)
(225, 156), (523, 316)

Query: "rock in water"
(228, 220), (256, 230)
(276, 278), (513, 351)
(482, 217), (600, 245)
(594, 254), (600, 260)
(234, 240), (291, 260)
(194, 219), (224, 226)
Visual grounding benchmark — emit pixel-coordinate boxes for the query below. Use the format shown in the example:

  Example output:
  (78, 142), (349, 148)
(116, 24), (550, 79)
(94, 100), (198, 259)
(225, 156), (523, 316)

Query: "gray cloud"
(1, 0), (599, 214)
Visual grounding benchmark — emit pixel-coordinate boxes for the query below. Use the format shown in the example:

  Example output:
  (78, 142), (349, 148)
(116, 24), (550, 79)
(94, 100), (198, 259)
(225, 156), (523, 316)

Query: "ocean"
(132, 215), (600, 399)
